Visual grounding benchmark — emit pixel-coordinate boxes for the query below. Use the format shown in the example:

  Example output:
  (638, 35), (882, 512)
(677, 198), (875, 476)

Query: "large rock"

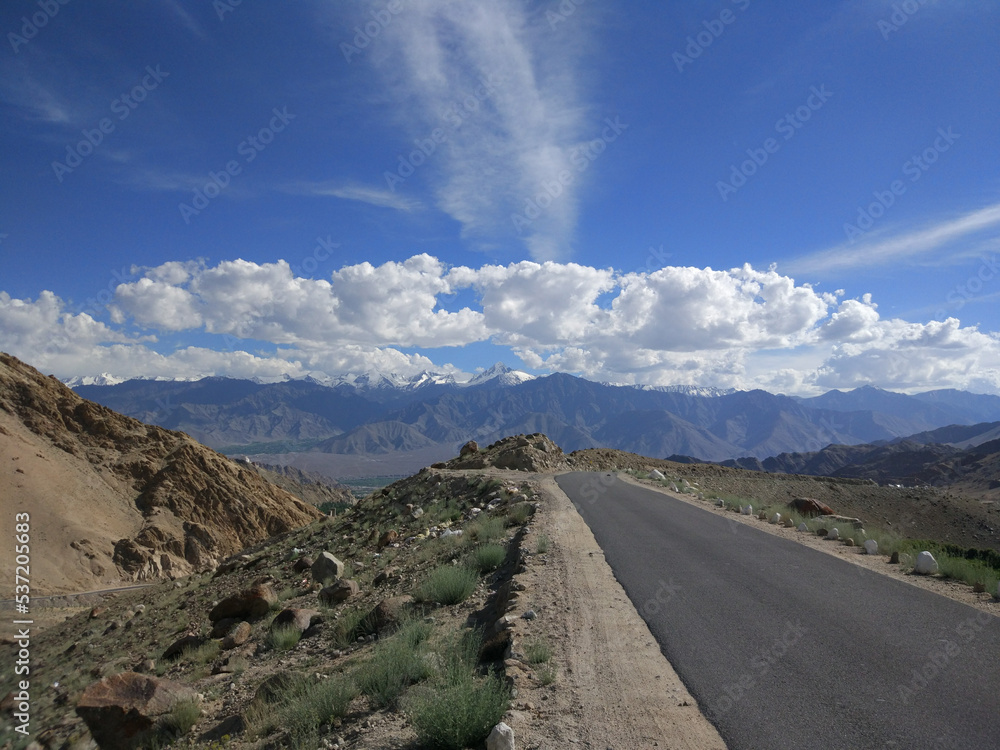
(221, 621), (252, 650)
(864, 539), (879, 555)
(271, 608), (321, 635)
(311, 552), (344, 582)
(209, 583), (276, 622)
(487, 721), (515, 750)
(788, 498), (835, 517)
(76, 672), (198, 749)
(368, 595), (414, 635)
(319, 579), (359, 605)
(914, 551), (939, 575)
(460, 440), (480, 456)
(377, 531), (398, 550)
(161, 634), (206, 662)
(648, 469), (665, 480)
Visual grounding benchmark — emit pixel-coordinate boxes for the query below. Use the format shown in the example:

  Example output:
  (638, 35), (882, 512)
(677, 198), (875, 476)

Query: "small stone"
(816, 528), (828, 537)
(222, 621), (252, 650)
(770, 513), (781, 525)
(741, 505), (752, 516)
(890, 551), (900, 564)
(797, 523), (809, 532)
(522, 609), (537, 620)
(864, 539), (878, 555)
(828, 528), (840, 541)
(845, 538), (855, 547)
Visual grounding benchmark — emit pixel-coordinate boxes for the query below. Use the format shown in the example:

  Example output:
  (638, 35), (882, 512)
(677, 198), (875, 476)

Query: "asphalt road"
(556, 472), (1000, 750)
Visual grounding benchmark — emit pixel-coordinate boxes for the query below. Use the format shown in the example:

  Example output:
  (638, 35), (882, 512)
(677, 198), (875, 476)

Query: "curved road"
(557, 472), (1000, 750)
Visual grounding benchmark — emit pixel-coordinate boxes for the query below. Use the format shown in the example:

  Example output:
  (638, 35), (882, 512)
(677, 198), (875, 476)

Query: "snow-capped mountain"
(462, 363), (536, 387)
(60, 373), (128, 387)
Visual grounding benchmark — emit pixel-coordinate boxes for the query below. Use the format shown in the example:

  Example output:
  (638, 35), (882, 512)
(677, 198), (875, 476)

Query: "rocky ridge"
(0, 352), (322, 593)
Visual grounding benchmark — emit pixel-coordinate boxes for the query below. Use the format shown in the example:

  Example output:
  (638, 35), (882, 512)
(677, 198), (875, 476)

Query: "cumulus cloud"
(6, 255), (1000, 394)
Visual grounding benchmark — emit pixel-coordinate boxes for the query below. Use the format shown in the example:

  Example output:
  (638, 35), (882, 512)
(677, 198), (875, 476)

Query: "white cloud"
(7, 255), (1000, 394)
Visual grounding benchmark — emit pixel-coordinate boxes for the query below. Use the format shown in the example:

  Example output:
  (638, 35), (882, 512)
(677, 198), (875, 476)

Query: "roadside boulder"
(209, 583), (276, 622)
(486, 721), (515, 750)
(311, 552), (344, 583)
(828, 528), (840, 541)
(864, 540), (879, 555)
(648, 469), (665, 480)
(914, 551), (939, 575)
(460, 440), (479, 456)
(76, 672), (198, 750)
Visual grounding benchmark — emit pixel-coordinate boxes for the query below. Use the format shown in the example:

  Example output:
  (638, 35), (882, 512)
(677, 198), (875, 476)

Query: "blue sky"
(1, 0), (999, 394)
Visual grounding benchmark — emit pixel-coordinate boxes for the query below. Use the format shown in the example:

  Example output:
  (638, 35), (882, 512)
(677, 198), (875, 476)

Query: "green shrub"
(470, 544), (506, 573)
(267, 624), (302, 651)
(536, 665), (556, 685)
(247, 674), (356, 746)
(508, 502), (533, 525)
(524, 638), (552, 664)
(407, 671), (510, 750)
(413, 565), (478, 605)
(158, 698), (201, 739)
(535, 534), (550, 554)
(468, 516), (506, 543)
(355, 637), (432, 708)
(282, 675), (357, 745)
(330, 607), (377, 649)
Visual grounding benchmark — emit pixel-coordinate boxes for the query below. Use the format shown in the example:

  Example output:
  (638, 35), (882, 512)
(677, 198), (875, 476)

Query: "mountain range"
(71, 365), (1000, 471)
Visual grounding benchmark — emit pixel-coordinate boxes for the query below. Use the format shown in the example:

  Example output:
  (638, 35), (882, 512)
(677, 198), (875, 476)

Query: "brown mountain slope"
(0, 353), (322, 595)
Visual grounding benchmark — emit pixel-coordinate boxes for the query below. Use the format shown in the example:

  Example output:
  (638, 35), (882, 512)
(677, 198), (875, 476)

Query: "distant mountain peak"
(61, 372), (127, 387)
(464, 362), (535, 387)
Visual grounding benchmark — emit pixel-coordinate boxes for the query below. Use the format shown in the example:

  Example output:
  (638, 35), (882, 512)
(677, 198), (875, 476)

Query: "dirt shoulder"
(498, 471), (726, 749)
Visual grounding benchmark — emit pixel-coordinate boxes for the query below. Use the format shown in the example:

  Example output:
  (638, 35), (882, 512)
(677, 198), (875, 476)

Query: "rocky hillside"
(0, 353), (322, 595)
(249, 462), (355, 509)
(2, 450), (546, 750)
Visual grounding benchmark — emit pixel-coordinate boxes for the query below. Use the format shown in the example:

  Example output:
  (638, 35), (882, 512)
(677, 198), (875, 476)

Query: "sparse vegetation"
(537, 665), (557, 685)
(414, 565), (479, 605)
(267, 624), (302, 651)
(157, 698), (201, 741)
(509, 501), (533, 524)
(468, 515), (506, 543)
(524, 638), (553, 664)
(248, 673), (356, 746)
(536, 534), (550, 554)
(470, 543), (506, 573)
(355, 632), (433, 708)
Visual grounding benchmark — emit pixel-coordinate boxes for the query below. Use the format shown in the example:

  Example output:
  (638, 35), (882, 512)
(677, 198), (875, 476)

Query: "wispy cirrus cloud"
(785, 202), (1000, 276)
(358, 0), (596, 261)
(282, 181), (423, 212)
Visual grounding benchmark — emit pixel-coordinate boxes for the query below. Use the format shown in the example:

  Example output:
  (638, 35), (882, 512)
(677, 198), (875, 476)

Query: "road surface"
(556, 472), (1000, 750)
